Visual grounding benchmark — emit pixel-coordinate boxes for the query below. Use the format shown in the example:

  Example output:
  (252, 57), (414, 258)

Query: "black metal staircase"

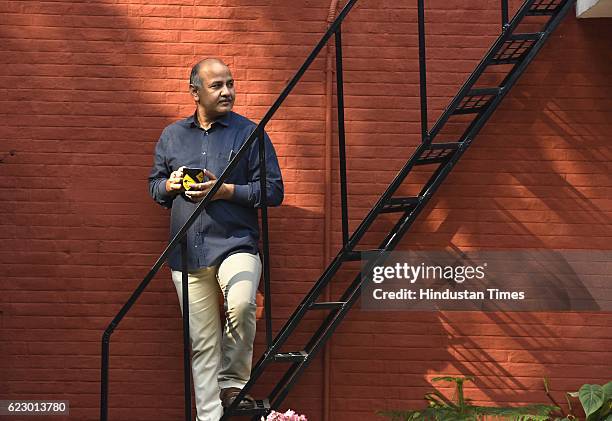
(222, 0), (575, 419)
(99, 0), (576, 420)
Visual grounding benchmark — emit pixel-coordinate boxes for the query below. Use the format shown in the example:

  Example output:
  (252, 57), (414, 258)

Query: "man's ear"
(189, 85), (199, 101)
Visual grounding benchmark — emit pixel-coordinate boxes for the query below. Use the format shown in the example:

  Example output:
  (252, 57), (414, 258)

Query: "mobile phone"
(182, 167), (207, 191)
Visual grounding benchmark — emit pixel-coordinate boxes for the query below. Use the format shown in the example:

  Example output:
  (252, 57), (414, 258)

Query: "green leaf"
(599, 400), (612, 419)
(431, 376), (473, 384)
(425, 391), (455, 409)
(579, 384), (605, 418)
(603, 381), (612, 400)
(431, 376), (460, 384)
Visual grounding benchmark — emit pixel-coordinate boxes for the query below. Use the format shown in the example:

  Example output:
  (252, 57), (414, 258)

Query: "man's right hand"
(165, 166), (185, 194)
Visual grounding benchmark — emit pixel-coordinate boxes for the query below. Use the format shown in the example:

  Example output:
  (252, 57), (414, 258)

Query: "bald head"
(189, 58), (229, 89)
(189, 58), (235, 122)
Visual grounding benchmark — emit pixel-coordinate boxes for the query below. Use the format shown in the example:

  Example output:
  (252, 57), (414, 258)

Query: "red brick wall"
(1, 1), (610, 420)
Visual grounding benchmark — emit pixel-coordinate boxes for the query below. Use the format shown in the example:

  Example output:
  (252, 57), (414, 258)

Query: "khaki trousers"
(171, 252), (261, 421)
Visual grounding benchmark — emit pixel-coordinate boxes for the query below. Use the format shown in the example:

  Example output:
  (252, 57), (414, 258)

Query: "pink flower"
(263, 409), (308, 421)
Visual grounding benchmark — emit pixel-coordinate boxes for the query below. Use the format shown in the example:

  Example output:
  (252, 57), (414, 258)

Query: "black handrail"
(100, 1), (360, 420)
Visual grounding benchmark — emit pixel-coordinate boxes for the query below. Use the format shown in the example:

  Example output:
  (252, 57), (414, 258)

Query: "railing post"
(100, 331), (110, 421)
(501, 0), (509, 29)
(335, 26), (349, 248)
(180, 238), (192, 421)
(417, 0), (429, 143)
(258, 127), (273, 350)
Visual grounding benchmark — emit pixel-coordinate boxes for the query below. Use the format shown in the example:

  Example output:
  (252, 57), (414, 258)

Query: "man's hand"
(184, 169), (235, 202)
(165, 166), (185, 195)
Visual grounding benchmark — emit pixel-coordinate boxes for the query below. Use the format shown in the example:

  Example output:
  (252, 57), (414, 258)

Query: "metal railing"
(100, 0), (522, 419)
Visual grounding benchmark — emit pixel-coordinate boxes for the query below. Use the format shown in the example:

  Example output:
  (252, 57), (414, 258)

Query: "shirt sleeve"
(230, 129), (284, 208)
(148, 128), (176, 209)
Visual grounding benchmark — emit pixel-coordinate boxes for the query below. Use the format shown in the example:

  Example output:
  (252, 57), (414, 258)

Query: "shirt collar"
(189, 111), (231, 129)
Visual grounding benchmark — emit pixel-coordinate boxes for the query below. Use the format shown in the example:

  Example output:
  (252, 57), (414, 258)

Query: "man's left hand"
(184, 169), (235, 202)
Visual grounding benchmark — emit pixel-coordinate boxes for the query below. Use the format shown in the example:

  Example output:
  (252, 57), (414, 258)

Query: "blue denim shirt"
(148, 111), (283, 270)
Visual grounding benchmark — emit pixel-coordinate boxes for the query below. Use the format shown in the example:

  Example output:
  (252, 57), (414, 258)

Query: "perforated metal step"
(527, 0), (563, 15)
(491, 33), (542, 64)
(453, 88), (502, 114)
(415, 142), (461, 166)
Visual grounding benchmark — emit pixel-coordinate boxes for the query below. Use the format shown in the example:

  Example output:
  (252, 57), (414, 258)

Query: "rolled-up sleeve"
(148, 129), (175, 209)
(231, 130), (284, 208)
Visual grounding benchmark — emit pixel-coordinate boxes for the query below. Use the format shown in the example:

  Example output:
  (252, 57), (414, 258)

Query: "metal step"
(309, 301), (346, 310)
(453, 88), (502, 115)
(415, 142), (461, 166)
(490, 33), (543, 64)
(380, 196), (421, 214)
(223, 398), (270, 417)
(273, 351), (308, 362)
(344, 249), (385, 261)
(526, 0), (563, 15)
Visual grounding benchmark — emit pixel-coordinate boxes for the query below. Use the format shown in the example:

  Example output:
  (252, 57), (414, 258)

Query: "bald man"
(148, 58), (284, 421)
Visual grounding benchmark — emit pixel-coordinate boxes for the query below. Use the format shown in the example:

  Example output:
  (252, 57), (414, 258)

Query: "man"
(148, 58), (283, 421)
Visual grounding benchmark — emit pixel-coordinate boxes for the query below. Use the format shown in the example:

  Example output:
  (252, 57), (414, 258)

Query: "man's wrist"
(222, 183), (235, 200)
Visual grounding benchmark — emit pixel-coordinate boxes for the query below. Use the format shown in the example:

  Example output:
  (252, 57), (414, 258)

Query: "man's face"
(193, 62), (235, 118)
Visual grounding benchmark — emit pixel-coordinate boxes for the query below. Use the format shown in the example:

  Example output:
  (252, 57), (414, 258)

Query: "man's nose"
(221, 84), (231, 97)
